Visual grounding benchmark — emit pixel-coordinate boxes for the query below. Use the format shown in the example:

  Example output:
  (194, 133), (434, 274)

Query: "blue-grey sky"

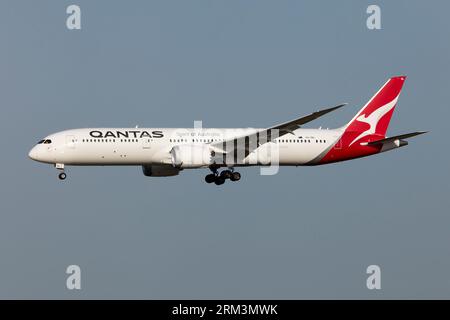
(0, 0), (449, 298)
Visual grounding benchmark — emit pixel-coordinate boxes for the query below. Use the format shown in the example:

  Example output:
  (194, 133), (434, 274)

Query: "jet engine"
(142, 165), (180, 177)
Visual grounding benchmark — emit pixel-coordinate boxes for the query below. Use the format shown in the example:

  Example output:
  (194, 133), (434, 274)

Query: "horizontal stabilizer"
(362, 131), (428, 146)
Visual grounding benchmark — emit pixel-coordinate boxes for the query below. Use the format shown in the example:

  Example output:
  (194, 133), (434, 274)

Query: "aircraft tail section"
(316, 76), (417, 164)
(343, 76), (406, 146)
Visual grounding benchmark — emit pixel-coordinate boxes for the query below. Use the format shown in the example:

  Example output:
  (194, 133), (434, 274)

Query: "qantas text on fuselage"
(89, 130), (164, 139)
(29, 76), (426, 185)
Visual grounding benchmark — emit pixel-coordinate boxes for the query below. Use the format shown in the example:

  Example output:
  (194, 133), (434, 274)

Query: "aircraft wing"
(267, 103), (347, 135)
(211, 103), (347, 157)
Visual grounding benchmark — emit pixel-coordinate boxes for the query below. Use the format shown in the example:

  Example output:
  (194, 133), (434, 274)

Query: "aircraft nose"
(28, 146), (39, 161)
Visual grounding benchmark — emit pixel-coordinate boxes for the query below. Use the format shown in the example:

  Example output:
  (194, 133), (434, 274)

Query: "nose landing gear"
(205, 167), (241, 185)
(55, 163), (66, 181)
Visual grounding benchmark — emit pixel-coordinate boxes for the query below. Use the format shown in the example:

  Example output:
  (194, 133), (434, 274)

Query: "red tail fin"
(318, 76), (407, 164)
(344, 76), (406, 146)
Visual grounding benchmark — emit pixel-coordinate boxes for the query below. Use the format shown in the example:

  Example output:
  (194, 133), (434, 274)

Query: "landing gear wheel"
(58, 172), (66, 180)
(230, 172), (241, 181)
(205, 174), (216, 183)
(220, 170), (232, 179)
(214, 176), (225, 185)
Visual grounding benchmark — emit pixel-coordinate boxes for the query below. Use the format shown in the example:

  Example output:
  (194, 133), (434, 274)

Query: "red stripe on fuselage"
(319, 133), (383, 164)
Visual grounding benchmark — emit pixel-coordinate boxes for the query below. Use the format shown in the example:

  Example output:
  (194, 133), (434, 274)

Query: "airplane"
(28, 76), (426, 185)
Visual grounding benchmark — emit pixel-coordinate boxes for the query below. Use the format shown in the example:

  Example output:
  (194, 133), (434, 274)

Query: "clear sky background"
(0, 0), (449, 298)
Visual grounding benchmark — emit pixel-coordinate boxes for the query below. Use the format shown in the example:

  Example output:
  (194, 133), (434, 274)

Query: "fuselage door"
(66, 135), (76, 149)
(142, 138), (151, 149)
(333, 137), (342, 150)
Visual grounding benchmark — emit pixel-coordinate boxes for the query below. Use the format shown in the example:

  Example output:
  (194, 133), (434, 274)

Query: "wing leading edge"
(211, 103), (347, 157)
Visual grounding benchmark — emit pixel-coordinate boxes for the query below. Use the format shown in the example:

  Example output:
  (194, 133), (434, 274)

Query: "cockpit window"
(38, 139), (52, 144)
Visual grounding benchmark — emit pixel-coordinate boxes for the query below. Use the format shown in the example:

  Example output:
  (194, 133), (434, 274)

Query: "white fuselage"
(28, 77), (423, 183)
(28, 127), (342, 167)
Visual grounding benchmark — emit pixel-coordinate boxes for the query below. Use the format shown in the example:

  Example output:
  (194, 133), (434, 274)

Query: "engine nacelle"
(142, 165), (180, 177)
(171, 144), (213, 168)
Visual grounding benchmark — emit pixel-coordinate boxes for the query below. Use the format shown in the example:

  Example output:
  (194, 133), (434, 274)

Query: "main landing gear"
(55, 163), (66, 181)
(205, 167), (241, 185)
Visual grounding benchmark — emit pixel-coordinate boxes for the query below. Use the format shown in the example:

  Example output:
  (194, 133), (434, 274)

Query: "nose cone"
(28, 146), (39, 161)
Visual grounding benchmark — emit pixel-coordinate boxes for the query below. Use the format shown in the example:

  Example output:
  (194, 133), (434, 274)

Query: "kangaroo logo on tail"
(344, 76), (406, 147)
(348, 95), (399, 146)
